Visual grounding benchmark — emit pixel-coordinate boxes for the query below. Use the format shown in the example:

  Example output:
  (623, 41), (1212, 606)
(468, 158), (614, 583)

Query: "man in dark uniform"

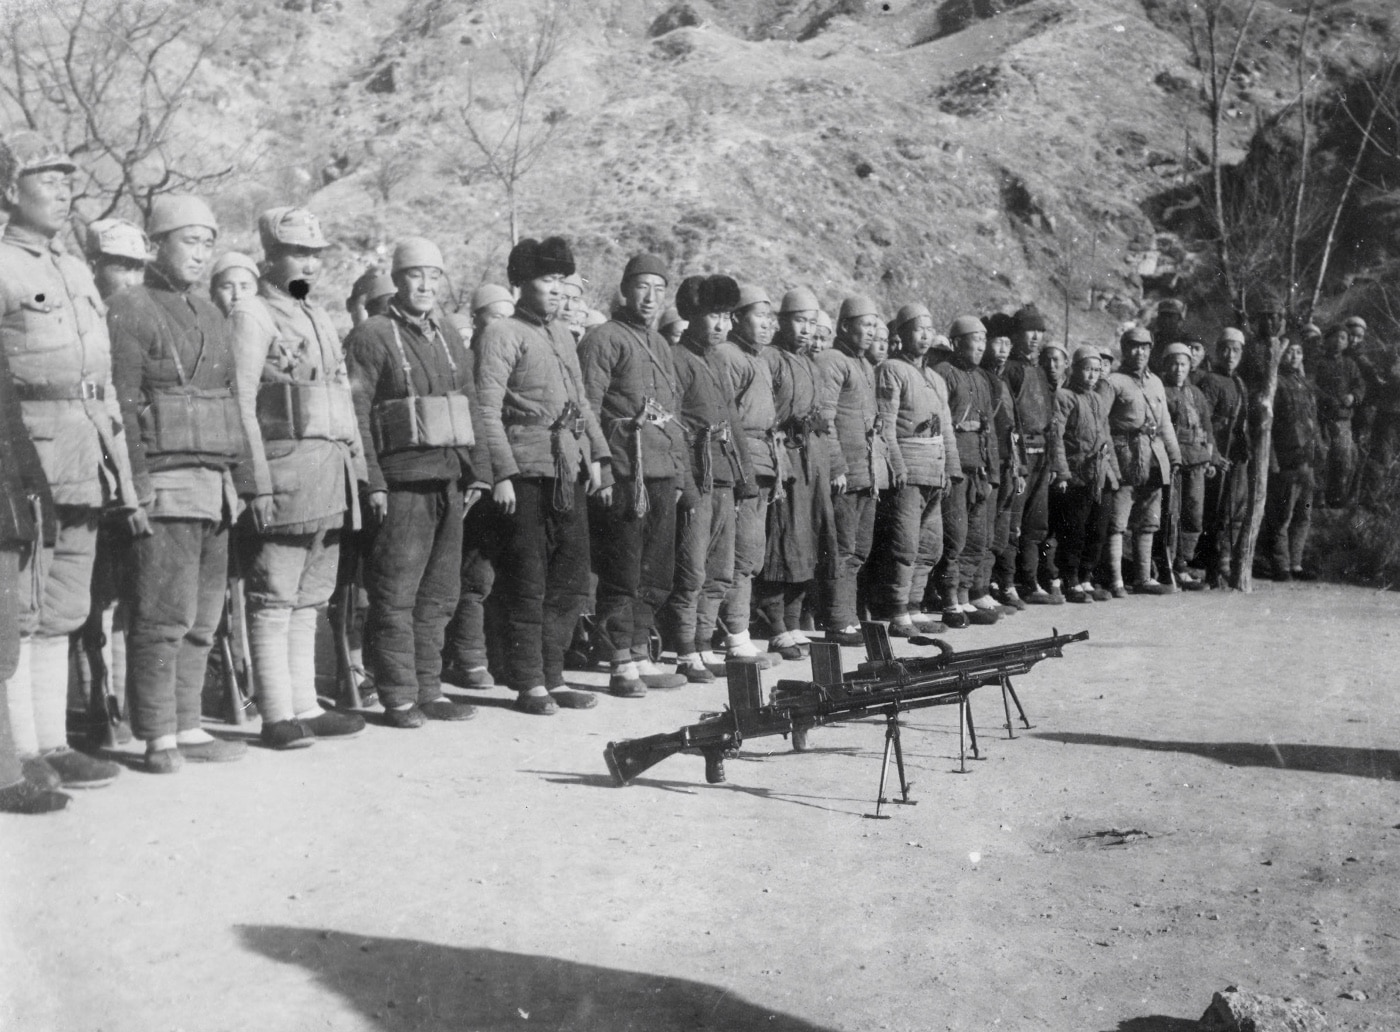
(815, 295), (896, 644)
(578, 254), (694, 693)
(1197, 328), (1251, 588)
(932, 316), (1001, 627)
(1311, 324), (1365, 509)
(979, 313), (1028, 609)
(659, 275), (752, 682)
(755, 288), (836, 658)
(472, 237), (608, 712)
(1262, 340), (1321, 579)
(346, 237), (491, 727)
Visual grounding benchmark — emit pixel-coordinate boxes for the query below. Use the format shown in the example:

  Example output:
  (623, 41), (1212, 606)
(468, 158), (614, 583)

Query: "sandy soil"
(2, 580), (1397, 1032)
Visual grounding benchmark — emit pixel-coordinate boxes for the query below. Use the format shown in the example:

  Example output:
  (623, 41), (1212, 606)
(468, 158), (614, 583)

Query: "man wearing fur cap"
(657, 275), (754, 682)
(578, 253), (696, 695)
(471, 236), (609, 713)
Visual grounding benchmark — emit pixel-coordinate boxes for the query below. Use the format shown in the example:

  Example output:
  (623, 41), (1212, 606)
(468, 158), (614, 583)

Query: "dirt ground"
(2, 580), (1397, 1032)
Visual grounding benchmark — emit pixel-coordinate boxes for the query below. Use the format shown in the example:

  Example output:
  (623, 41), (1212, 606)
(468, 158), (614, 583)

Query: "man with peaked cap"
(754, 287), (837, 659)
(812, 310), (834, 353)
(232, 206), (371, 745)
(657, 275), (754, 682)
(0, 130), (139, 789)
(108, 194), (255, 772)
(713, 283), (781, 666)
(578, 252), (694, 694)
(1196, 327), (1251, 587)
(346, 237), (491, 724)
(346, 268), (396, 328)
(471, 236), (609, 712)
(978, 312), (1028, 610)
(1102, 326), (1182, 594)
(869, 302), (960, 635)
(560, 272), (588, 343)
(1311, 323), (1365, 509)
(1261, 338), (1321, 579)
(1160, 341), (1218, 588)
(1002, 303), (1068, 604)
(815, 294), (898, 644)
(84, 218), (148, 300)
(933, 316), (1002, 628)
(210, 252), (261, 318)
(1053, 345), (1119, 602)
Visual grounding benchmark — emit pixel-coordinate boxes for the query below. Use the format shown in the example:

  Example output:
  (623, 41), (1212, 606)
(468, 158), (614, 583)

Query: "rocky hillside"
(13, 0), (1400, 337)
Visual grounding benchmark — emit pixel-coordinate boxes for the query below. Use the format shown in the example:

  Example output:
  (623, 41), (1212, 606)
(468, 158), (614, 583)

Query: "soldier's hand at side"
(252, 494), (276, 531)
(1344, 393), (1355, 408)
(832, 473), (848, 494)
(1013, 475), (1027, 496)
(893, 472), (908, 488)
(1053, 475), (1070, 493)
(126, 506), (153, 538)
(1204, 464), (1217, 479)
(367, 491), (388, 524)
(463, 487), (483, 514)
(493, 480), (516, 515)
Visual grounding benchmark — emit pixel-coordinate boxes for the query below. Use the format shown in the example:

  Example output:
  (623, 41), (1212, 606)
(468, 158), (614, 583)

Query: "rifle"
(217, 575), (257, 726)
(605, 624), (1088, 817)
(83, 620), (126, 750)
(1162, 464), (1181, 589)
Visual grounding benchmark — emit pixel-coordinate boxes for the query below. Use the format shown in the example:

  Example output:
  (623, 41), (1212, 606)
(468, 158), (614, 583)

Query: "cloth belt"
(1024, 445), (1046, 455)
(15, 381), (106, 401)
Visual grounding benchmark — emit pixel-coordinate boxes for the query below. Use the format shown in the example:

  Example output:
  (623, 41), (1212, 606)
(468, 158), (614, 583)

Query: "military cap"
(1216, 327), (1246, 346)
(815, 310), (834, 331)
(1041, 340), (1068, 358)
(930, 334), (952, 352)
(893, 302), (931, 330)
(85, 218), (148, 263)
(393, 236), (445, 273)
(675, 274), (740, 320)
(659, 306), (685, 331)
(1344, 315), (1367, 330)
(148, 194), (218, 238)
(0, 131), (75, 193)
(351, 267), (395, 303)
(735, 284), (770, 310)
(838, 295), (880, 322)
(983, 312), (1016, 340)
(1300, 322), (1323, 338)
(1323, 322), (1350, 339)
(1161, 342), (1192, 361)
(779, 287), (821, 314)
(1157, 298), (1187, 316)
(1013, 304), (1047, 333)
(1072, 345), (1101, 366)
(562, 272), (584, 294)
(621, 253), (668, 284)
(507, 236), (574, 286)
(210, 251), (259, 283)
(470, 283), (514, 314)
(949, 315), (985, 338)
(1120, 326), (1153, 347)
(258, 206), (327, 251)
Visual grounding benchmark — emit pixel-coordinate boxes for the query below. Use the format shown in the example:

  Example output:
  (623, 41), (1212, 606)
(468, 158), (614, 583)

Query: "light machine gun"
(605, 625), (1088, 817)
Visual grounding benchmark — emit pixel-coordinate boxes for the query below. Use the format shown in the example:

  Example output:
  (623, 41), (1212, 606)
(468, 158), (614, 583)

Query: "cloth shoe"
(420, 699), (478, 721)
(724, 633), (777, 669)
(887, 618), (917, 638)
(514, 690), (559, 716)
(992, 585), (1026, 610)
(21, 756), (60, 791)
(263, 718), (318, 746)
(382, 705), (427, 729)
(299, 710), (367, 738)
(1064, 586), (1091, 603)
(677, 656), (716, 684)
(144, 748), (183, 774)
(967, 597), (1001, 625)
(609, 662), (648, 698)
(635, 659), (687, 690)
(1110, 582), (1128, 599)
(767, 632), (804, 660)
(43, 748), (120, 789)
(546, 686), (598, 709)
(1130, 580), (1174, 596)
(0, 779), (70, 814)
(441, 665), (495, 689)
(941, 608), (969, 629)
(824, 625), (865, 646)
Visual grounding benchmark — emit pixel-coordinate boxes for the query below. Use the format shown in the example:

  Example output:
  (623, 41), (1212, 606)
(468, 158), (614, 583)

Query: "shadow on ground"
(1108, 1017), (1200, 1032)
(1036, 732), (1400, 781)
(239, 926), (835, 1031)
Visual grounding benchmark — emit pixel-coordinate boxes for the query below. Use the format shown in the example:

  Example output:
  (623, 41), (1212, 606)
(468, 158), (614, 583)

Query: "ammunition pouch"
(371, 394), (475, 456)
(140, 387), (245, 459)
(257, 382), (357, 444)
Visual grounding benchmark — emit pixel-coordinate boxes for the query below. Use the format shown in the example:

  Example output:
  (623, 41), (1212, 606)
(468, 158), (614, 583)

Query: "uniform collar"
(512, 305), (548, 329)
(2, 222), (62, 256)
(388, 300), (438, 336)
(728, 330), (762, 356)
(834, 336), (863, 360)
(144, 263), (188, 296)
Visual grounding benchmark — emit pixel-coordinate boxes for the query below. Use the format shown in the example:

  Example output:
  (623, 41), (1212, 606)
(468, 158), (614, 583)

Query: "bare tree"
(0, 0), (237, 222)
(1182, 0), (1260, 312)
(458, 1), (569, 245)
(1284, 0), (1317, 317)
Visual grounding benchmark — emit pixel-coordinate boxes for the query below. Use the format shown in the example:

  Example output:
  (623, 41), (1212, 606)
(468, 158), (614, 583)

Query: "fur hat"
(1013, 304), (1047, 333)
(675, 274), (741, 320)
(507, 236), (575, 286)
(983, 312), (1016, 340)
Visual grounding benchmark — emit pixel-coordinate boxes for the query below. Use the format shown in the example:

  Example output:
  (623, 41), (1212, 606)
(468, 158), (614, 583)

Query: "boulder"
(1199, 986), (1329, 1032)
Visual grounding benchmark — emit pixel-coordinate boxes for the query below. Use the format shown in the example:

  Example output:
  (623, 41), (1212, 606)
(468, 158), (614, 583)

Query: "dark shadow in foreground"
(238, 926), (837, 1031)
(1036, 732), (1400, 781)
(1108, 1017), (1200, 1032)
